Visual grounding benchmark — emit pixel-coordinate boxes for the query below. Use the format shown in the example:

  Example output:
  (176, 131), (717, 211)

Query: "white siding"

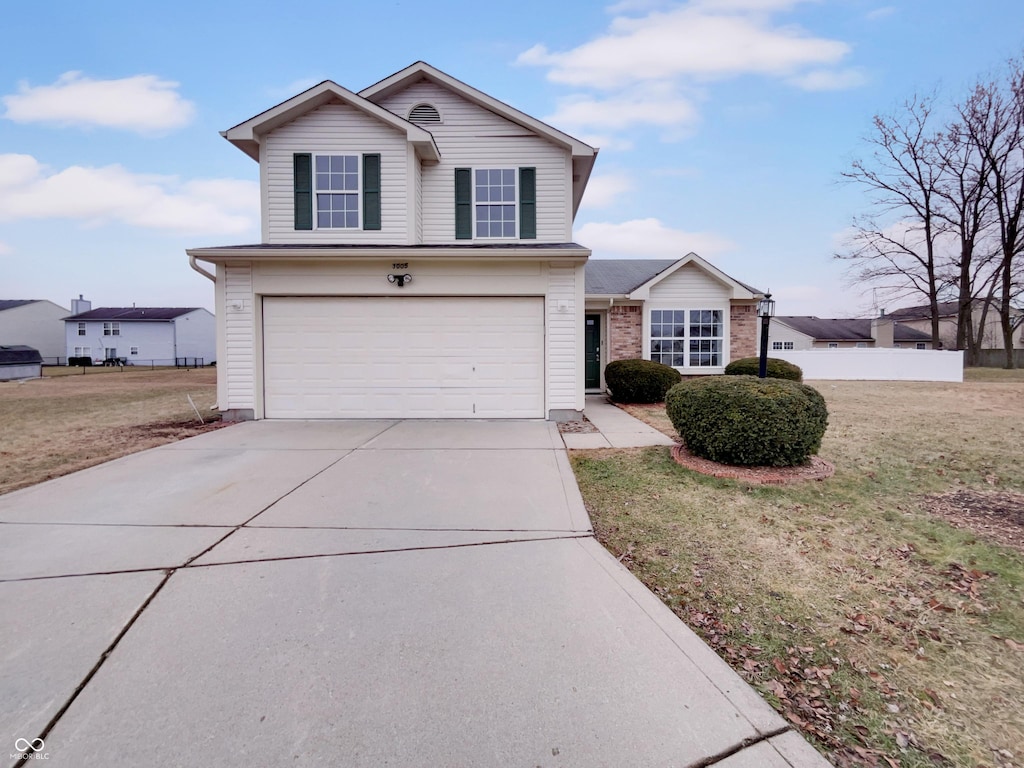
(767, 322), (815, 351)
(224, 264), (255, 410)
(376, 81), (572, 244)
(546, 263), (580, 412)
(173, 309), (217, 362)
(1, 301), (68, 360)
(65, 320), (177, 364)
(264, 103), (410, 244)
(648, 263), (731, 304)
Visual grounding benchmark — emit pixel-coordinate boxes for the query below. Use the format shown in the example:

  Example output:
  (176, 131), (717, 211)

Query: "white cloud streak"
(2, 72), (196, 133)
(579, 173), (636, 210)
(0, 154), (258, 235)
(517, 4), (849, 89)
(575, 218), (734, 258)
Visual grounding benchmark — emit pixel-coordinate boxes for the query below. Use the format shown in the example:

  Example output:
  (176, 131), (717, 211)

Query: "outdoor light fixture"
(757, 292), (775, 379)
(387, 273), (413, 287)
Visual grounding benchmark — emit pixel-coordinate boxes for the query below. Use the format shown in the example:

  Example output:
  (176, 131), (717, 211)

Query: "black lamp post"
(757, 292), (775, 379)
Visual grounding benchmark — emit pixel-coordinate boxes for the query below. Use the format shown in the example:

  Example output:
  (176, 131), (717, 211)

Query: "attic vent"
(408, 103), (441, 124)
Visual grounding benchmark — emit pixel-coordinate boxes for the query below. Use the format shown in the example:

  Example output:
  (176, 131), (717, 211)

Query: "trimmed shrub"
(665, 375), (827, 467)
(724, 356), (803, 382)
(604, 358), (682, 403)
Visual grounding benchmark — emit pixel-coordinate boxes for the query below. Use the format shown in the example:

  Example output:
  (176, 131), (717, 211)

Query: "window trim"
(312, 153), (362, 230)
(130, 346), (139, 355)
(77, 322), (86, 336)
(647, 307), (726, 370)
(473, 167), (518, 240)
(103, 322), (120, 337)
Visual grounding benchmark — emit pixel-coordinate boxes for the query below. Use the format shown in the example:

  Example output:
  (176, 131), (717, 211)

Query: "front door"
(585, 314), (601, 389)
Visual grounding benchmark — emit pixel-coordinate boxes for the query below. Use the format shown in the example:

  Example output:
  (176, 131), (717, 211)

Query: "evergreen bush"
(665, 375), (827, 466)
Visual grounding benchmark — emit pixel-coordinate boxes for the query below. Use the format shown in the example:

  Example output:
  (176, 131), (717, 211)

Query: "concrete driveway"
(0, 420), (826, 767)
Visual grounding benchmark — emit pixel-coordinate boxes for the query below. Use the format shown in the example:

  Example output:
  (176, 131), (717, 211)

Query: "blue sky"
(2, 0), (1021, 317)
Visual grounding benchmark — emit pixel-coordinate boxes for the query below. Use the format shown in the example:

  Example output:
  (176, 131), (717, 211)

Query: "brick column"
(730, 303), (757, 360)
(609, 305), (643, 361)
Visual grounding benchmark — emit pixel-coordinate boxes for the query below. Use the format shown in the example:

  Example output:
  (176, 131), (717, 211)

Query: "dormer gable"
(222, 80), (440, 163)
(360, 62), (596, 217)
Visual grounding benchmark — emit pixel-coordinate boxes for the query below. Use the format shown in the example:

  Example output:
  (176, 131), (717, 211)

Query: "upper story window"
(454, 167), (535, 241)
(772, 341), (794, 350)
(475, 169), (516, 238)
(77, 322), (86, 336)
(293, 153), (380, 232)
(103, 322), (120, 336)
(315, 155), (360, 229)
(650, 309), (723, 368)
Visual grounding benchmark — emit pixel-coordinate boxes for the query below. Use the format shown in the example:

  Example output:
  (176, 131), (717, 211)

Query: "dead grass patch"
(574, 370), (1024, 768)
(0, 368), (223, 495)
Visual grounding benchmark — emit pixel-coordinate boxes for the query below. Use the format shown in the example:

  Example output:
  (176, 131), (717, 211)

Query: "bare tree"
(960, 60), (1024, 367)
(838, 96), (948, 345)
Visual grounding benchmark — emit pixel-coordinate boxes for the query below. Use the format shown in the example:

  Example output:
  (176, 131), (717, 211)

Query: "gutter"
(189, 254), (216, 282)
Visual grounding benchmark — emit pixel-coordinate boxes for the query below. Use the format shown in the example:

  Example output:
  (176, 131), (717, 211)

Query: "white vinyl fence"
(774, 349), (963, 382)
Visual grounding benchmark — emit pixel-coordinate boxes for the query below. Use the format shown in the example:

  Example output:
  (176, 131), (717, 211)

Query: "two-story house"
(188, 62), (597, 421)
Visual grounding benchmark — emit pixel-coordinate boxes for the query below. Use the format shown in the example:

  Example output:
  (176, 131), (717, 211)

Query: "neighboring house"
(0, 345), (43, 381)
(187, 61), (597, 421)
(887, 301), (1024, 350)
(771, 316), (933, 350)
(583, 255), (763, 392)
(64, 303), (215, 365)
(0, 300), (70, 362)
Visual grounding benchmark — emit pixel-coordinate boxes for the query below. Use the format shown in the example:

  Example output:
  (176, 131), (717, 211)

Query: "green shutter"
(363, 153), (381, 230)
(455, 168), (472, 240)
(293, 153), (312, 231)
(519, 167), (536, 240)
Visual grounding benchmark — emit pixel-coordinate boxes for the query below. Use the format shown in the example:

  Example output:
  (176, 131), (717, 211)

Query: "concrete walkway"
(0, 420), (827, 767)
(561, 393), (677, 449)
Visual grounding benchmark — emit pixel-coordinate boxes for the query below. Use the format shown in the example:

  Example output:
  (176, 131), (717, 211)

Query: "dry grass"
(572, 369), (1024, 768)
(0, 367), (222, 495)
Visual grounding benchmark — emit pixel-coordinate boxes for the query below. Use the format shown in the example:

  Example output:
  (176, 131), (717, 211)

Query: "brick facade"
(608, 305), (643, 361)
(730, 303), (758, 360)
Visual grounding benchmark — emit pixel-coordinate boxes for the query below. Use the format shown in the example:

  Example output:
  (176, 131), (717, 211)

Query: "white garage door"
(262, 297), (545, 419)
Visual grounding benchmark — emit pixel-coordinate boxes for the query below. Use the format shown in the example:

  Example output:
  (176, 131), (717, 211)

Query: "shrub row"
(724, 356), (803, 381)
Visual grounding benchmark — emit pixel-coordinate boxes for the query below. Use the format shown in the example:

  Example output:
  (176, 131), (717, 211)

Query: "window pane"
(503, 222), (515, 237)
(315, 156), (329, 172)
(651, 310), (662, 323)
(673, 354), (685, 366)
(674, 323), (686, 337)
(477, 186), (490, 202)
(316, 172), (329, 190)
(346, 212), (358, 228)
(344, 155), (357, 172)
(502, 169), (514, 185)
(317, 212), (331, 227)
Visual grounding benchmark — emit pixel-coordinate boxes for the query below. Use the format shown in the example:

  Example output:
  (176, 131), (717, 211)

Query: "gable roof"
(776, 316), (932, 342)
(222, 80), (440, 163)
(0, 299), (40, 312)
(586, 260), (677, 294)
(888, 300), (1024, 321)
(65, 308), (201, 321)
(585, 255), (762, 299)
(359, 62), (597, 215)
(0, 345), (43, 365)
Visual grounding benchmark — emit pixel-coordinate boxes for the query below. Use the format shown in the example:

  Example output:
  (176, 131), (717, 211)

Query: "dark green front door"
(585, 314), (601, 389)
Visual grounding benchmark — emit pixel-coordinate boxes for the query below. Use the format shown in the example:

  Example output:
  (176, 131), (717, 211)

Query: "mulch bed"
(671, 443), (835, 485)
(921, 489), (1024, 554)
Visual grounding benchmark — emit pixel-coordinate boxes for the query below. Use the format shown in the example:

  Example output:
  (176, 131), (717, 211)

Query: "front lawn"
(571, 370), (1024, 768)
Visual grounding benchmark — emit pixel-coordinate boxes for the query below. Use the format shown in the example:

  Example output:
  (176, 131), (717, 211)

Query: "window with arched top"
(408, 103), (441, 124)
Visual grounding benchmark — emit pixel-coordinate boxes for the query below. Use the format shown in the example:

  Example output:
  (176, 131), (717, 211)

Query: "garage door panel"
(263, 297), (544, 419)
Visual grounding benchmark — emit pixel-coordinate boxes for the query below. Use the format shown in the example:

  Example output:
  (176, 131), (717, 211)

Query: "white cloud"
(579, 173), (635, 209)
(865, 6), (895, 20)
(575, 217), (734, 258)
(517, 4), (849, 89)
(788, 67), (868, 91)
(546, 87), (699, 132)
(2, 72), (196, 133)
(0, 240), (12, 255)
(0, 154), (258, 235)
